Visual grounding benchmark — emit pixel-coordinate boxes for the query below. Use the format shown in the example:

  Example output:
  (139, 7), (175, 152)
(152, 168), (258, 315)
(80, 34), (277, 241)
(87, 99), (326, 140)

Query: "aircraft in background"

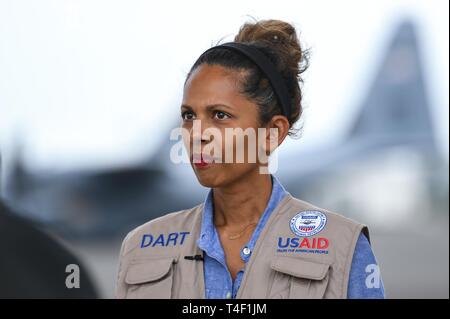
(276, 19), (448, 227)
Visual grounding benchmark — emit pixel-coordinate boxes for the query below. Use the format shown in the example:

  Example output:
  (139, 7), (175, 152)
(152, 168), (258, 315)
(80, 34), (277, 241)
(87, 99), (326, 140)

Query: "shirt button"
(242, 247), (251, 256)
(226, 292), (232, 299)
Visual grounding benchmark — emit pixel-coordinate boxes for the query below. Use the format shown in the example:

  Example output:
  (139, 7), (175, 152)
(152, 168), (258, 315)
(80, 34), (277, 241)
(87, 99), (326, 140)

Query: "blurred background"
(0, 0), (448, 298)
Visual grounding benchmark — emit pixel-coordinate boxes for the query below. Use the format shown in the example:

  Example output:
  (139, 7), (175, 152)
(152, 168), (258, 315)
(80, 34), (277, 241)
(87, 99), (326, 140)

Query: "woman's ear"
(264, 115), (290, 154)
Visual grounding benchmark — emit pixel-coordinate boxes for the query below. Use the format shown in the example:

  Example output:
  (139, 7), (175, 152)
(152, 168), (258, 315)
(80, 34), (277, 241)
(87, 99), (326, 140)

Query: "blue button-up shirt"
(196, 175), (385, 299)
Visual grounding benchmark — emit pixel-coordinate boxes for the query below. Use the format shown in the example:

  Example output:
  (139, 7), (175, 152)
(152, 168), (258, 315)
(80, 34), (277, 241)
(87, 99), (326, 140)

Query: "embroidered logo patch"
(289, 210), (327, 237)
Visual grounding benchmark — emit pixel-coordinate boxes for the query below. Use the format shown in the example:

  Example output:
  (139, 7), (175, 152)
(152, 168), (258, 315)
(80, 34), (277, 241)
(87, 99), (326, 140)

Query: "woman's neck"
(213, 171), (272, 228)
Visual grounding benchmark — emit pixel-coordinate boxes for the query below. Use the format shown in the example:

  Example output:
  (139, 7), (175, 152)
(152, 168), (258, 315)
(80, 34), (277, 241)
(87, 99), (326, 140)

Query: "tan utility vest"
(115, 194), (369, 299)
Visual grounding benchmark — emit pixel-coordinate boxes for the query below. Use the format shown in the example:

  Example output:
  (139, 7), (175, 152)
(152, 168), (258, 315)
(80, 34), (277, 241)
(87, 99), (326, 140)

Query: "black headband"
(201, 42), (292, 119)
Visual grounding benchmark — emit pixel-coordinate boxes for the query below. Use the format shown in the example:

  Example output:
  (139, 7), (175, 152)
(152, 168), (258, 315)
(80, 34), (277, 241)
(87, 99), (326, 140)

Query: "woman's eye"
(181, 111), (195, 120)
(214, 111), (230, 120)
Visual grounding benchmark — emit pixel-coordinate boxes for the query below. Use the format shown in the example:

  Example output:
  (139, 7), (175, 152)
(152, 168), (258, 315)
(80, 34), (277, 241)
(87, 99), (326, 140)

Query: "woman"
(116, 19), (385, 299)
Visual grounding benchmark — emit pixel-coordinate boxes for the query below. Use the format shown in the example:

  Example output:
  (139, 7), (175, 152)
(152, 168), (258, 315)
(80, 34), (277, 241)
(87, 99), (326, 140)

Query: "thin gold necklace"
(227, 222), (258, 240)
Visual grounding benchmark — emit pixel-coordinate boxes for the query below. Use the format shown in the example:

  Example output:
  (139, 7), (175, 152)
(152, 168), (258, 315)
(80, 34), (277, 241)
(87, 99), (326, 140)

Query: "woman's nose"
(191, 120), (215, 144)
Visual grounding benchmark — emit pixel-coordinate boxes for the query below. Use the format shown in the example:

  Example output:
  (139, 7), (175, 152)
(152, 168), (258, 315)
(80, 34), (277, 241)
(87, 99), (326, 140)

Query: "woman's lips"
(192, 153), (215, 169)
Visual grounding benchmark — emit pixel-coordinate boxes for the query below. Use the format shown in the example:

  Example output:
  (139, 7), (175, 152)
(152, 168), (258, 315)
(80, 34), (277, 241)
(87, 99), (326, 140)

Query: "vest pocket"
(124, 257), (175, 299)
(269, 256), (331, 299)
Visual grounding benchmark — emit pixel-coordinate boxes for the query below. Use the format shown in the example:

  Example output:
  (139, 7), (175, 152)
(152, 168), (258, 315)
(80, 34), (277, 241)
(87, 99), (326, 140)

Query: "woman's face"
(181, 64), (267, 188)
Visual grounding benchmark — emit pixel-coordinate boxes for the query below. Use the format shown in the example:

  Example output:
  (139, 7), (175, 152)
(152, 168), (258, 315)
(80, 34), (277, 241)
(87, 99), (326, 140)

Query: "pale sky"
(0, 0), (448, 172)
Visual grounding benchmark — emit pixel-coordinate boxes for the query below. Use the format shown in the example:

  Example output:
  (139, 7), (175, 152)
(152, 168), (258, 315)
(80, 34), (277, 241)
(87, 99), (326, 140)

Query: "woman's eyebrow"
(181, 103), (234, 111)
(205, 104), (234, 111)
(180, 104), (193, 110)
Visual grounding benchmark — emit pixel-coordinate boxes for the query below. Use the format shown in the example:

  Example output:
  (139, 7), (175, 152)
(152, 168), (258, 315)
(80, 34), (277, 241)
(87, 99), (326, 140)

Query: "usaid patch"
(290, 211), (327, 237)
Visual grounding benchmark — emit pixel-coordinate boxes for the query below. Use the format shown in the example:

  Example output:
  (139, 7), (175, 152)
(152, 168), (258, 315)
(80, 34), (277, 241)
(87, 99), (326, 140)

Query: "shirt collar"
(197, 175), (289, 261)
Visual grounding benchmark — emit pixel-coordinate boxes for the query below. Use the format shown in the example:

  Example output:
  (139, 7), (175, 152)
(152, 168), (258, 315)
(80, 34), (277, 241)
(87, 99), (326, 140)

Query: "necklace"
(227, 222), (258, 240)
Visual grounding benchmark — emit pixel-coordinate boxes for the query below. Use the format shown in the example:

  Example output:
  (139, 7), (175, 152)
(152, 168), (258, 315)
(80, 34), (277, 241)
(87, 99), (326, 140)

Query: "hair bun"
(234, 19), (308, 79)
